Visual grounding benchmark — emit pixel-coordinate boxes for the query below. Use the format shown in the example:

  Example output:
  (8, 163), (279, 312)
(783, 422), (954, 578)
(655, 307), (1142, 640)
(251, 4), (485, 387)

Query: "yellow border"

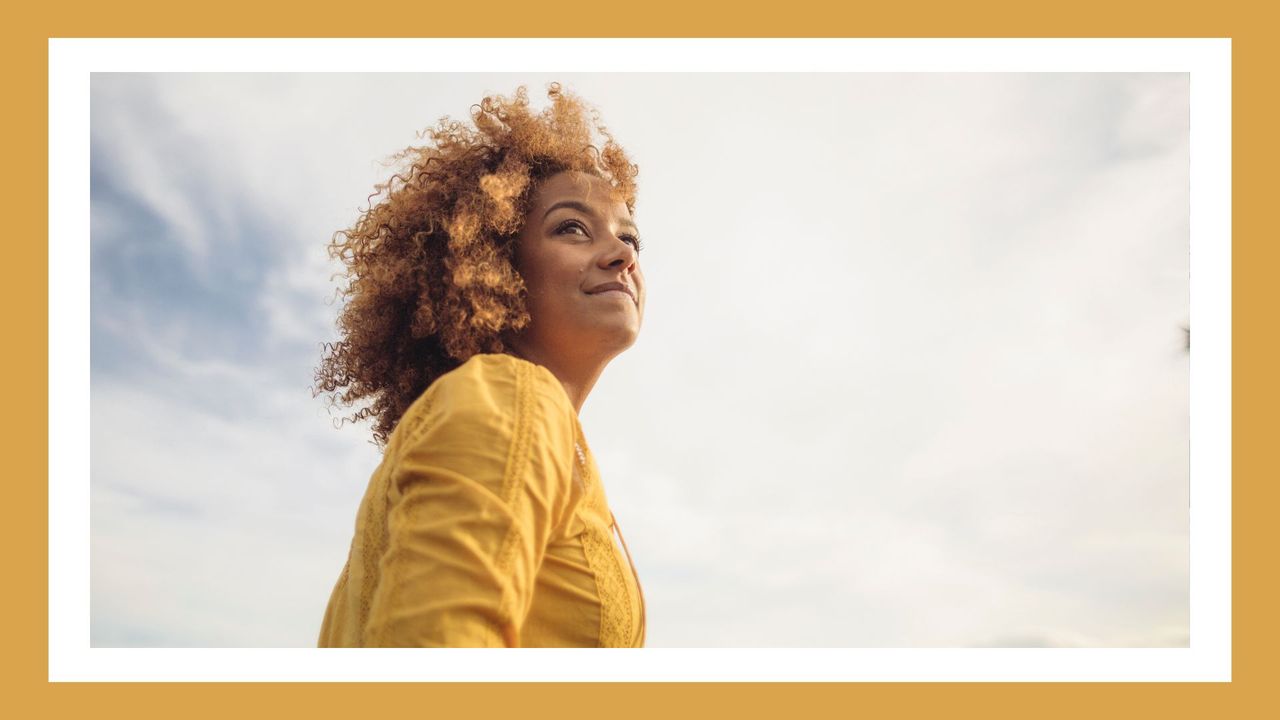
(16, 0), (1274, 715)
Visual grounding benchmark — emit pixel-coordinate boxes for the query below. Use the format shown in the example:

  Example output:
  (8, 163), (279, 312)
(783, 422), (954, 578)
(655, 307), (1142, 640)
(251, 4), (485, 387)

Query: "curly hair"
(314, 82), (638, 447)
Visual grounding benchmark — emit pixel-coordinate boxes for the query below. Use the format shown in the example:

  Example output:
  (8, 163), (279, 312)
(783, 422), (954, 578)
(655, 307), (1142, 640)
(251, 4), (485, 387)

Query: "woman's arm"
(363, 356), (577, 647)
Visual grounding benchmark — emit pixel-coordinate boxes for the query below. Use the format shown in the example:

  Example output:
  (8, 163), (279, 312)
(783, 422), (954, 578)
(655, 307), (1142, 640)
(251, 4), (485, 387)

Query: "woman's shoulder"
(391, 353), (575, 453)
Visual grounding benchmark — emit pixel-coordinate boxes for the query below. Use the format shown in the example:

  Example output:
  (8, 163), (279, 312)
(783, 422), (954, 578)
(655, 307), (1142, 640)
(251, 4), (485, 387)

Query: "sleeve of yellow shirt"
(363, 356), (578, 647)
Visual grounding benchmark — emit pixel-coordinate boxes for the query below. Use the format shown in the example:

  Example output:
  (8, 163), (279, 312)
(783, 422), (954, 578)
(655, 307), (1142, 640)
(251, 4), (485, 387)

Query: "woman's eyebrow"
(543, 200), (639, 232)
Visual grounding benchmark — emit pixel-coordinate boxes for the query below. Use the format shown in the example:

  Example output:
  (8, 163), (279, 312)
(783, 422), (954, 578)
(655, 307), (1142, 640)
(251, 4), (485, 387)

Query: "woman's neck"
(504, 345), (608, 415)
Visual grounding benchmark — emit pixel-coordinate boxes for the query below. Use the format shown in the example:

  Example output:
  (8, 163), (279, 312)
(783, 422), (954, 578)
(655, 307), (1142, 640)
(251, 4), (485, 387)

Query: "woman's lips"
(586, 282), (637, 305)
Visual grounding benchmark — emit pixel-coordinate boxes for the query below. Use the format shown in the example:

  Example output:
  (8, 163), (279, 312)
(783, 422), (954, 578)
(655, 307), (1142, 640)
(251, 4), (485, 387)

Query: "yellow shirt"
(317, 353), (645, 647)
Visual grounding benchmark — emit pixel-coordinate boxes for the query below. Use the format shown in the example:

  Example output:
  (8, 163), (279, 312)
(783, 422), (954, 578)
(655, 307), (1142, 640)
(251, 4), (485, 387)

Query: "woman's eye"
(557, 220), (642, 252)
(557, 220), (588, 236)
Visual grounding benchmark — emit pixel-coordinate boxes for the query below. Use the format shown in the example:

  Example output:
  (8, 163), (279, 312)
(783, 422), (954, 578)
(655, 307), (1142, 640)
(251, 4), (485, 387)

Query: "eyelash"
(556, 219), (644, 253)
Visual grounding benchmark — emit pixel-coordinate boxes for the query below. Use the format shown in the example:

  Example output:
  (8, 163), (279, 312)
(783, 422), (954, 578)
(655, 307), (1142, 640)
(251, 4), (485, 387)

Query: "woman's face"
(510, 170), (645, 365)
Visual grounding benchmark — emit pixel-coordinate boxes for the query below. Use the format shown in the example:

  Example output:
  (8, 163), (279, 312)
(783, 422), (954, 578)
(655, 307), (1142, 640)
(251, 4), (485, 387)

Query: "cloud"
(90, 73), (1189, 647)
(91, 367), (382, 647)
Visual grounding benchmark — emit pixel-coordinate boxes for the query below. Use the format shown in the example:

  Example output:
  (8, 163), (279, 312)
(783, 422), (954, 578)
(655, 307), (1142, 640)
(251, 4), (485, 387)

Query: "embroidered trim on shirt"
(573, 436), (638, 648)
(581, 518), (634, 647)
(490, 359), (536, 640)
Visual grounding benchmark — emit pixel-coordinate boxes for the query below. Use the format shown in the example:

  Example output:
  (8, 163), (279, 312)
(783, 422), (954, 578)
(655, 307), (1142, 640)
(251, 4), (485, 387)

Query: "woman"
(314, 83), (646, 647)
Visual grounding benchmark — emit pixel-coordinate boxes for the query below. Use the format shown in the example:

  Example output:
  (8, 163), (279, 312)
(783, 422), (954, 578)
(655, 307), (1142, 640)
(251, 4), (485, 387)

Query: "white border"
(51, 38), (1231, 682)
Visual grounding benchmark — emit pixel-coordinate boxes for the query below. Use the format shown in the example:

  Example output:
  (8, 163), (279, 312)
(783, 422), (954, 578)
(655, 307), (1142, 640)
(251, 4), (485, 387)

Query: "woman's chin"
(585, 322), (641, 360)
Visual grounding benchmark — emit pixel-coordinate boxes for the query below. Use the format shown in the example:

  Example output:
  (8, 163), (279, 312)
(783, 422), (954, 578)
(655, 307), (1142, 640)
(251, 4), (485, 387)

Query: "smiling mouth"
(592, 288), (632, 298)
(586, 283), (637, 305)
(588, 290), (638, 307)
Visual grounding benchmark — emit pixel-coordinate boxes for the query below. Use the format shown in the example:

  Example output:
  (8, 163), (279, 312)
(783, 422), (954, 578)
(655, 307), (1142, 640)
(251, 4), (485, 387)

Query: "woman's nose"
(602, 235), (638, 271)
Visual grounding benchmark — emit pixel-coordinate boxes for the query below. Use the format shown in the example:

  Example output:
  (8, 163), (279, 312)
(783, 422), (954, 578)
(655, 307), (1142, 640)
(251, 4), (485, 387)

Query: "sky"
(89, 73), (1189, 648)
